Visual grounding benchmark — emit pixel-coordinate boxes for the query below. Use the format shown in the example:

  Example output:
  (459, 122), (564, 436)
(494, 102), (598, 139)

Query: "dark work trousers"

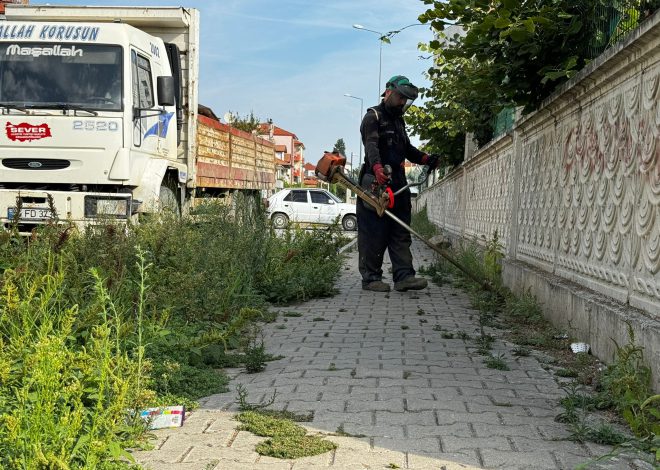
(357, 190), (415, 285)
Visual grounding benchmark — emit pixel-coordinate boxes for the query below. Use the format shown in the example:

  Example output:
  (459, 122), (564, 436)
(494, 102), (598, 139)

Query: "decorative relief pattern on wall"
(419, 174), (464, 237)
(517, 63), (660, 307)
(464, 149), (513, 248)
(417, 59), (659, 315)
(517, 131), (560, 268)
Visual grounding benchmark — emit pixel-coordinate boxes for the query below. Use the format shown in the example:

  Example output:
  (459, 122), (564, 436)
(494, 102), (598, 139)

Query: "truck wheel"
(271, 213), (289, 229)
(159, 184), (181, 217)
(342, 214), (357, 231)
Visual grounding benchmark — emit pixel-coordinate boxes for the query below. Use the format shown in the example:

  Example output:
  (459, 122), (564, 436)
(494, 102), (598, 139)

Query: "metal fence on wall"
(587, 0), (660, 58)
(491, 107), (516, 139)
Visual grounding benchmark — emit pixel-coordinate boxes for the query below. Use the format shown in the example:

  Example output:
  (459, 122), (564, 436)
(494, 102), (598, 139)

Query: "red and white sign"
(6, 122), (52, 142)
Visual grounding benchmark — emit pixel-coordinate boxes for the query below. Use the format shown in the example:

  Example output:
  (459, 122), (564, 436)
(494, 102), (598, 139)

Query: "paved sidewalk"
(133, 242), (640, 470)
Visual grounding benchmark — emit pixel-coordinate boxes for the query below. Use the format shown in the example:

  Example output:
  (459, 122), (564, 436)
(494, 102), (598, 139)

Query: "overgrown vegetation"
(0, 196), (345, 468)
(413, 208), (657, 465)
(411, 204), (437, 239)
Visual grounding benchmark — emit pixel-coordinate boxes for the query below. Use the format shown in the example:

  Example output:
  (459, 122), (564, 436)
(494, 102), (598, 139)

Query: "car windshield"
(0, 43), (122, 111)
(326, 192), (342, 203)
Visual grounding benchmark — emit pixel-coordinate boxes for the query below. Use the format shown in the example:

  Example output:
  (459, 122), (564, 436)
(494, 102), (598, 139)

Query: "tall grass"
(411, 204), (437, 239)
(0, 195), (346, 468)
(0, 257), (145, 469)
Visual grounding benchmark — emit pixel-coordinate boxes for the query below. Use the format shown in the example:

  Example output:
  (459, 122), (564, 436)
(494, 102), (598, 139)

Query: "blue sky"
(42, 0), (435, 165)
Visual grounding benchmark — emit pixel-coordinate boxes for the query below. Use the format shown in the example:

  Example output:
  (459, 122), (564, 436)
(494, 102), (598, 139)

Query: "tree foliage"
(332, 138), (346, 157)
(228, 110), (262, 133)
(411, 0), (603, 155)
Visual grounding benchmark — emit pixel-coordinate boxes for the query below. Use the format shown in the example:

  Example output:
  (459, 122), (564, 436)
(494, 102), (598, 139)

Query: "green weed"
(257, 409), (314, 422)
(334, 424), (366, 438)
(512, 346), (531, 357)
(483, 354), (509, 371)
(418, 262), (449, 286)
(599, 324), (658, 440)
(236, 384), (277, 412)
(244, 340), (269, 374)
(475, 334), (495, 355)
(556, 368), (579, 378)
(410, 204), (437, 239)
(283, 312), (303, 318)
(260, 311), (279, 323)
(506, 288), (544, 324)
(483, 230), (504, 287)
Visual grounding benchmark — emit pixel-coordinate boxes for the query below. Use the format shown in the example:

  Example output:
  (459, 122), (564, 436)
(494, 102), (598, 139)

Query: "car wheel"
(342, 214), (357, 231)
(272, 212), (289, 228)
(159, 184), (181, 217)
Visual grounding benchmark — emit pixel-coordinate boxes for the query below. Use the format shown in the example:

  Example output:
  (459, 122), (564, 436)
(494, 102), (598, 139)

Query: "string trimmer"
(315, 151), (493, 291)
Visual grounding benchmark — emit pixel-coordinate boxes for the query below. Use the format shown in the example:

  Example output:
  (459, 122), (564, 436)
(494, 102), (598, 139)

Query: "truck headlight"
(84, 196), (130, 218)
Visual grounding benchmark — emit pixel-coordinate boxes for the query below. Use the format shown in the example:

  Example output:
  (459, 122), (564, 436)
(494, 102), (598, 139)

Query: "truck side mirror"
(157, 76), (176, 106)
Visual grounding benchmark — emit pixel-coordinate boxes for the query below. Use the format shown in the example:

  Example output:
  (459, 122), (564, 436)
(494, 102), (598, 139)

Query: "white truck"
(0, 5), (275, 232)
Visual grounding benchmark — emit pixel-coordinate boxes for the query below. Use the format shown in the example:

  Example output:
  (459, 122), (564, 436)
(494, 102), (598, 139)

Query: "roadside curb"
(338, 236), (357, 254)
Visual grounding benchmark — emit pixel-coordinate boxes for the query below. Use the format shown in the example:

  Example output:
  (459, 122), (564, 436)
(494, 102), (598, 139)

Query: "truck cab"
(0, 7), (192, 232)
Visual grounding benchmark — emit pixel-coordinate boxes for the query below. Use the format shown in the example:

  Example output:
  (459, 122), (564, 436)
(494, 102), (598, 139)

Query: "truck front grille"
(2, 159), (71, 170)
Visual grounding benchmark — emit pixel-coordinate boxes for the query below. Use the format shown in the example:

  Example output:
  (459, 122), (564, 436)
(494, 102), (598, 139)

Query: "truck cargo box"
(196, 115), (275, 192)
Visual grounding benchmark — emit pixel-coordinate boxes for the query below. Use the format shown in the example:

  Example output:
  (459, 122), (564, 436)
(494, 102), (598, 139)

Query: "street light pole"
(343, 93), (363, 168)
(353, 23), (427, 101)
(353, 24), (384, 101)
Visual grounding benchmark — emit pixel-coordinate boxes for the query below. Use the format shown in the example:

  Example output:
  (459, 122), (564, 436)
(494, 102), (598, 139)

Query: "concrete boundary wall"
(415, 12), (660, 391)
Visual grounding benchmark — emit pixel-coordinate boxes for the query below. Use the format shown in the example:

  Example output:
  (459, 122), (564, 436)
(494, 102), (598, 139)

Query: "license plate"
(7, 207), (53, 221)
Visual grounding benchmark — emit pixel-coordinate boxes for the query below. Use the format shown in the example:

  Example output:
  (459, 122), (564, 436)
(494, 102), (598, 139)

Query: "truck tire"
(159, 184), (181, 217)
(342, 214), (357, 231)
(271, 212), (289, 229)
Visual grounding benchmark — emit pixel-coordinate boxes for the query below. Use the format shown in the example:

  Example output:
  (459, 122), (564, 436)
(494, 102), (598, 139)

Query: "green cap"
(383, 75), (418, 100)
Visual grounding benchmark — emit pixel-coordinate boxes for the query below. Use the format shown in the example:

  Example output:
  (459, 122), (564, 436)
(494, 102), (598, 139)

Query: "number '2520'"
(73, 121), (119, 131)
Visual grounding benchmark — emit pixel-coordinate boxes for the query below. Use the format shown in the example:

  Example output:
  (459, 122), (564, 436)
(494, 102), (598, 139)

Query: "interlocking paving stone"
(132, 241), (650, 469)
(406, 450), (482, 469)
(480, 449), (558, 469)
(442, 435), (513, 453)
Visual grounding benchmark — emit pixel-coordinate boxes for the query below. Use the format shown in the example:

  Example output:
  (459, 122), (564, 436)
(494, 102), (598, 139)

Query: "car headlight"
(84, 196), (130, 218)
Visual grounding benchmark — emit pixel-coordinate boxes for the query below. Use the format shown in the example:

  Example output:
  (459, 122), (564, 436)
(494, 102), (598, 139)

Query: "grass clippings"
(236, 411), (337, 459)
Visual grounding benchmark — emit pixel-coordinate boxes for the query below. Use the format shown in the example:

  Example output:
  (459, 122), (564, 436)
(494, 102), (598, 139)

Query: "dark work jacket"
(360, 101), (426, 192)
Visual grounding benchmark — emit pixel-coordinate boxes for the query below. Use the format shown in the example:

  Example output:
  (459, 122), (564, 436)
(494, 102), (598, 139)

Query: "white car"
(266, 188), (357, 231)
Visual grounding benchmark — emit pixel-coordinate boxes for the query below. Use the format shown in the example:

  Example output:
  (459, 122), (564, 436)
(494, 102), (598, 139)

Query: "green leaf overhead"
(408, 0), (655, 158)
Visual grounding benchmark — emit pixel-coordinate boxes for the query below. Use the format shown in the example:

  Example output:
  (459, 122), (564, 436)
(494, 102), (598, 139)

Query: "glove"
(421, 153), (441, 170)
(372, 163), (390, 185)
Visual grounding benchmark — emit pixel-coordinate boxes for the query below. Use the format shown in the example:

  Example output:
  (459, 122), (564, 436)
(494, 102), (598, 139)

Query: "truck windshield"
(0, 43), (122, 111)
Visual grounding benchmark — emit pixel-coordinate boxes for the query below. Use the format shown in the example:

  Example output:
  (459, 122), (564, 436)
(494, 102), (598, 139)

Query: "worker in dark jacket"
(358, 75), (440, 292)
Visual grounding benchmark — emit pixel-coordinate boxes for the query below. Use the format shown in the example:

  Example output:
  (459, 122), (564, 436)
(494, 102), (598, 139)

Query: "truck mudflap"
(0, 189), (133, 234)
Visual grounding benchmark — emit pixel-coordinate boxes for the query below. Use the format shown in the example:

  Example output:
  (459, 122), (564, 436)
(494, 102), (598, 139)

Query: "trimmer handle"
(375, 165), (395, 209)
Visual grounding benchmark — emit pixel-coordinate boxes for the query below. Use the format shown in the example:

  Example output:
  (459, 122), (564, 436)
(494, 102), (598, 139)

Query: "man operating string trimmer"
(357, 75), (441, 292)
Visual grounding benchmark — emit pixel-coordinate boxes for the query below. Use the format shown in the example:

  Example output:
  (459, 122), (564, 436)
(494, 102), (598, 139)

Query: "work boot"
(362, 281), (391, 292)
(394, 276), (428, 292)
